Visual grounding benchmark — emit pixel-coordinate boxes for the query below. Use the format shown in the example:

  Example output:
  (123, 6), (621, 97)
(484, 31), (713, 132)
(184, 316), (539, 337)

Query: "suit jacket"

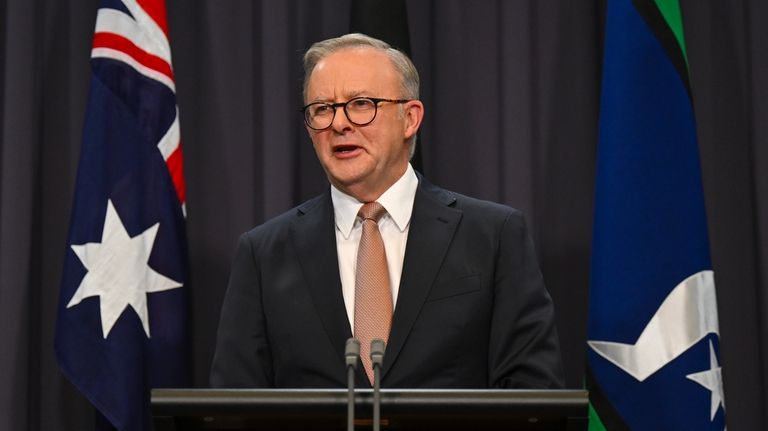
(210, 176), (564, 389)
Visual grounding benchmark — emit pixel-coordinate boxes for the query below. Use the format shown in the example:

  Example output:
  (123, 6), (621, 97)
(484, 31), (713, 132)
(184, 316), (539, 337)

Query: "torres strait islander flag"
(586, 0), (725, 430)
(54, 0), (189, 430)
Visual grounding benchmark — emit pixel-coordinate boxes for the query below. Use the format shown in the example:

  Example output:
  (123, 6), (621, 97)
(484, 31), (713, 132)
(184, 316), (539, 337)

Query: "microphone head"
(345, 337), (361, 367)
(370, 338), (385, 366)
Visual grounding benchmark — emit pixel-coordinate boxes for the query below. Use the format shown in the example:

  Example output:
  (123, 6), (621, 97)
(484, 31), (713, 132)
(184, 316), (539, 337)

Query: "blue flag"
(586, 0), (725, 429)
(55, 1), (189, 430)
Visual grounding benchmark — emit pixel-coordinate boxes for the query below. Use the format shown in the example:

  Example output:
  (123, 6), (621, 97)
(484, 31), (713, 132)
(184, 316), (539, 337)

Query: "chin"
(326, 162), (371, 183)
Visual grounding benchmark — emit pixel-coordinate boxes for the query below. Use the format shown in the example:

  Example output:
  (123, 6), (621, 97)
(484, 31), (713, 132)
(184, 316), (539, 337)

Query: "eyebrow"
(310, 90), (369, 103)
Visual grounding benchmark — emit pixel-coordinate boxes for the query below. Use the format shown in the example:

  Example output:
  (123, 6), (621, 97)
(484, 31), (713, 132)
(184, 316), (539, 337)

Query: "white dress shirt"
(331, 163), (418, 332)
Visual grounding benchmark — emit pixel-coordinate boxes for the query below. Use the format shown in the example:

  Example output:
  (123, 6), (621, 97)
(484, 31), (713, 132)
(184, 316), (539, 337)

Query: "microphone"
(345, 338), (360, 431)
(370, 339), (386, 431)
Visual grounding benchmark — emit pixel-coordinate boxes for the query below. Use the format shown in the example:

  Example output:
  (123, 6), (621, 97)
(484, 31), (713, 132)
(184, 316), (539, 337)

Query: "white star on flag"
(686, 340), (725, 421)
(67, 199), (182, 338)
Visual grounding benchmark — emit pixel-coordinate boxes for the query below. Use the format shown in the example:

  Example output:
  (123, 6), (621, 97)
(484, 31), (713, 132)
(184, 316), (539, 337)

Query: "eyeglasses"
(301, 97), (410, 130)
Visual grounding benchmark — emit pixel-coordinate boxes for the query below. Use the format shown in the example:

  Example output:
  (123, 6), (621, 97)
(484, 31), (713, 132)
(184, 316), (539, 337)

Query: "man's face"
(305, 47), (422, 202)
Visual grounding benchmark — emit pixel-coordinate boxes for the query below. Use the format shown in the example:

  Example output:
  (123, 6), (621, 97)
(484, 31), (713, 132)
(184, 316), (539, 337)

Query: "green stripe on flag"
(653, 0), (688, 66)
(588, 402), (608, 431)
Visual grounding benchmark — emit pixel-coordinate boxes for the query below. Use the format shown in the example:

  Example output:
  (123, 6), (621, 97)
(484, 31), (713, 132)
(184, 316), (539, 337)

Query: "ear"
(402, 100), (424, 140)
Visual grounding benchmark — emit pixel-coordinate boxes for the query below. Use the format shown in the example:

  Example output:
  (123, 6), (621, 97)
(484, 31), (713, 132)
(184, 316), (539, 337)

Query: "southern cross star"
(686, 340), (725, 421)
(67, 199), (182, 338)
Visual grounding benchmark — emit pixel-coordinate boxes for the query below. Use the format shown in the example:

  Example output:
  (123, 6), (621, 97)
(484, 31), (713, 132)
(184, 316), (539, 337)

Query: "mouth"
(332, 144), (363, 158)
(334, 144), (360, 152)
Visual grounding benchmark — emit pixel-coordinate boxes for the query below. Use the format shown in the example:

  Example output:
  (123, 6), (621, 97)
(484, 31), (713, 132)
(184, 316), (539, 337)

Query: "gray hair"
(302, 33), (421, 157)
(303, 33), (420, 102)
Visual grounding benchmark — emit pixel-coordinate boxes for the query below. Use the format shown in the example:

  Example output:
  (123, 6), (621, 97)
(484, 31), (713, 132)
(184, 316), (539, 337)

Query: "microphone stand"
(345, 338), (360, 431)
(370, 339), (386, 431)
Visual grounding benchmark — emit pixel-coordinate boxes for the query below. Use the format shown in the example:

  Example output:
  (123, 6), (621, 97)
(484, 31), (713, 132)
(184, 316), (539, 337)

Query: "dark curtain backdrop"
(0, 0), (765, 429)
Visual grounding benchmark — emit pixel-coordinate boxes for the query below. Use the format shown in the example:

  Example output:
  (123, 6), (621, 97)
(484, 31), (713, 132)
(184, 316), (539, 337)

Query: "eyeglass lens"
(305, 98), (378, 129)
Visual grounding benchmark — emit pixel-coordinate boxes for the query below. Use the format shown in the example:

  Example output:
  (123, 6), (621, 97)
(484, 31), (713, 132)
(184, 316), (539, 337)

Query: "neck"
(332, 165), (409, 203)
(336, 182), (388, 203)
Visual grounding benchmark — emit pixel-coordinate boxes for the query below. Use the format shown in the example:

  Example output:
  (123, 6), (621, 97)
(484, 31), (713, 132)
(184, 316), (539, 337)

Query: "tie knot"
(358, 201), (387, 222)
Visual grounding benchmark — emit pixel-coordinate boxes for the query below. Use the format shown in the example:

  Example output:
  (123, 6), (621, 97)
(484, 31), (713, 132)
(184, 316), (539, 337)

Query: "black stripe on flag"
(631, 0), (692, 98)
(586, 365), (631, 431)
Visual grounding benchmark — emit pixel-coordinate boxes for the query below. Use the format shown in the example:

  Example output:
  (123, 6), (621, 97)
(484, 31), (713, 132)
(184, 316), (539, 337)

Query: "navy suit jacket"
(210, 177), (564, 389)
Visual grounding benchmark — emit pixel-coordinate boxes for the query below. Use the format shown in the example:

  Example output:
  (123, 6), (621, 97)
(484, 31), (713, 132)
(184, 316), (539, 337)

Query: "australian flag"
(586, 0), (725, 430)
(54, 0), (189, 430)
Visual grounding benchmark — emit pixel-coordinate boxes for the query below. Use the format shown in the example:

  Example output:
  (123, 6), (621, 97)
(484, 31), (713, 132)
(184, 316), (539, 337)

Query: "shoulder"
(240, 191), (330, 242)
(417, 176), (524, 225)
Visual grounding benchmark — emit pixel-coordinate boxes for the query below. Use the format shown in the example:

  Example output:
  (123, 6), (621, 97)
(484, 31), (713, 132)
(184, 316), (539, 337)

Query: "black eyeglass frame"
(301, 97), (411, 130)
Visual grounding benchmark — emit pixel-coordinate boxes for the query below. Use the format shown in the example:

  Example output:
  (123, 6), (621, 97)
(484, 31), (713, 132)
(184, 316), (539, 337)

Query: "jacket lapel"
(382, 179), (462, 379)
(290, 192), (352, 364)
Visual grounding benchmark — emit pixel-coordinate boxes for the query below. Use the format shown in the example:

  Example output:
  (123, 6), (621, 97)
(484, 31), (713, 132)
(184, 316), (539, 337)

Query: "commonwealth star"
(67, 199), (182, 338)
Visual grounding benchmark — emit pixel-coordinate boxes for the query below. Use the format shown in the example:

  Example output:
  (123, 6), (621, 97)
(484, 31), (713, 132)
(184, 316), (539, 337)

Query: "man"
(210, 33), (564, 389)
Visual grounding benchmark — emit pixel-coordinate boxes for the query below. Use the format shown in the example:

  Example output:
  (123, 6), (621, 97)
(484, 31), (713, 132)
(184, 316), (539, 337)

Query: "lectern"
(151, 388), (588, 430)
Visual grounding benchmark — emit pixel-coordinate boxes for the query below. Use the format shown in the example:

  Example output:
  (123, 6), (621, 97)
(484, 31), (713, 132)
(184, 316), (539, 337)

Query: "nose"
(330, 104), (353, 133)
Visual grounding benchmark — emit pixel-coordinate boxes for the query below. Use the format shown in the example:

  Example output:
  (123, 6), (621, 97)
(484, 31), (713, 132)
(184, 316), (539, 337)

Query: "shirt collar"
(331, 163), (419, 239)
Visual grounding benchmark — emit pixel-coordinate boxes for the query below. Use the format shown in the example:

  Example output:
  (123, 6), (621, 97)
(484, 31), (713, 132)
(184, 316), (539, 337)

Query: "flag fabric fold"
(55, 0), (189, 429)
(586, 0), (725, 429)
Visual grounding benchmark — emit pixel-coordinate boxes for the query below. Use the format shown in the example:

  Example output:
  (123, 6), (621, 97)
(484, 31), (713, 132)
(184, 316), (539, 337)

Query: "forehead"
(307, 47), (400, 100)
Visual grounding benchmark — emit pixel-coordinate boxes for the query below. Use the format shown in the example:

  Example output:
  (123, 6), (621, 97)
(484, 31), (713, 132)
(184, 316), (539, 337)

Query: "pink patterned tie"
(354, 202), (393, 384)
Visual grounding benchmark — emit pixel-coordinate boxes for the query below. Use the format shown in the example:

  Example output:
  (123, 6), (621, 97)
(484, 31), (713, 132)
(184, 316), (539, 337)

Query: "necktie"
(354, 201), (393, 384)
